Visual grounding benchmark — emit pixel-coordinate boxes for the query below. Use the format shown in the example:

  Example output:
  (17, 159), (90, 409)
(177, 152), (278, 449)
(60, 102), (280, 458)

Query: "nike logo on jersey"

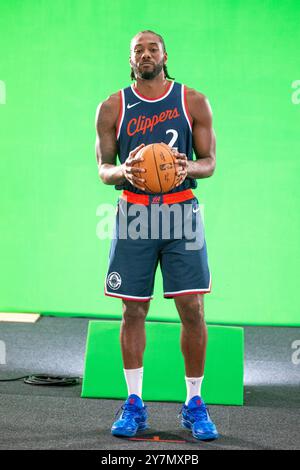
(192, 207), (200, 213)
(127, 101), (141, 109)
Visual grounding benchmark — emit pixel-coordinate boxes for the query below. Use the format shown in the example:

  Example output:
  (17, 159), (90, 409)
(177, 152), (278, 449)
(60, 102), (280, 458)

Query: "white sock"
(185, 376), (204, 405)
(124, 367), (144, 402)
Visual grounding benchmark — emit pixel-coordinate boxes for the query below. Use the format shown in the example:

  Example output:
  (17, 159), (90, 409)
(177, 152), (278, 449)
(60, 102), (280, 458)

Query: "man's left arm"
(173, 90), (216, 185)
(188, 90), (216, 178)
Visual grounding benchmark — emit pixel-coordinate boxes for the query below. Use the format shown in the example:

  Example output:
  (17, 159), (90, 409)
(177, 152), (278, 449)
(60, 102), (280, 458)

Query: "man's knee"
(122, 300), (150, 322)
(175, 295), (205, 325)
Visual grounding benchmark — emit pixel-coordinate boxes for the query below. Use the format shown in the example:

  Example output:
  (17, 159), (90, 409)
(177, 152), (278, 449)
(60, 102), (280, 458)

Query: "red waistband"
(120, 189), (195, 205)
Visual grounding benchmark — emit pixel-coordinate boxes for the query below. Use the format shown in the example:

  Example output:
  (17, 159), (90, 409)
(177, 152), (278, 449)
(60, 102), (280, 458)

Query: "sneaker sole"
(181, 420), (219, 441)
(111, 423), (148, 438)
(192, 430), (219, 441)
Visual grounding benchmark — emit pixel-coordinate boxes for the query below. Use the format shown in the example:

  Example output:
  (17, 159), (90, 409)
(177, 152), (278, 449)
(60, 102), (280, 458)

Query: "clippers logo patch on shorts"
(107, 272), (122, 290)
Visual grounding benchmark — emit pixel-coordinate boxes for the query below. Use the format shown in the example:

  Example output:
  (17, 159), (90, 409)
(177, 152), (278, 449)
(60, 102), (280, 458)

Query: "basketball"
(134, 143), (178, 193)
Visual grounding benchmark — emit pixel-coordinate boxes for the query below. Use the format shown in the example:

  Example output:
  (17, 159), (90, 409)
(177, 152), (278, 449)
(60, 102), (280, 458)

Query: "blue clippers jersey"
(115, 80), (197, 194)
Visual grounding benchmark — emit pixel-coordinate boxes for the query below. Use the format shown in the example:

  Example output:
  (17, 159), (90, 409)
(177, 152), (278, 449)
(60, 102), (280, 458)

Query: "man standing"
(95, 30), (218, 440)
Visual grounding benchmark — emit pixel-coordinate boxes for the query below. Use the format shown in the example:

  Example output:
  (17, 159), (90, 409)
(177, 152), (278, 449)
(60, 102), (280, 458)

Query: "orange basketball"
(134, 143), (178, 193)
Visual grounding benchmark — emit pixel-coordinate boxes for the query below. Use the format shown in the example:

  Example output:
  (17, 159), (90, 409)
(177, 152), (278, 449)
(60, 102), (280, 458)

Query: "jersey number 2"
(166, 129), (178, 150)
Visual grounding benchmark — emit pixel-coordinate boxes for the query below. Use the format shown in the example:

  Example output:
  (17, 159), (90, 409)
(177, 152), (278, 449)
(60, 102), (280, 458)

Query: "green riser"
(82, 321), (244, 405)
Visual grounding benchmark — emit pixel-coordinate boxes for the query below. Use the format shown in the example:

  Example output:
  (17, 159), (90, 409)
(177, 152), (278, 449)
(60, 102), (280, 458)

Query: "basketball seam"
(169, 150), (177, 190)
(162, 145), (177, 191)
(152, 144), (163, 193)
(143, 181), (153, 193)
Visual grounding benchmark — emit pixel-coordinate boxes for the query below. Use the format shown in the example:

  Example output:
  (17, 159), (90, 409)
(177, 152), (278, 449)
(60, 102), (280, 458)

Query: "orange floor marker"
(129, 436), (185, 443)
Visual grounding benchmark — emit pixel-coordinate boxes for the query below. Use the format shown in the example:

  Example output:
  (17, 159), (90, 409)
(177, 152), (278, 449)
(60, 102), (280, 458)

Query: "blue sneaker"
(111, 394), (148, 437)
(180, 396), (219, 440)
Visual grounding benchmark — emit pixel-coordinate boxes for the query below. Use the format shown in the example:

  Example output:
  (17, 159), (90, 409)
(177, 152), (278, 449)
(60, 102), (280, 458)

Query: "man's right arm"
(95, 94), (147, 190)
(95, 93), (126, 185)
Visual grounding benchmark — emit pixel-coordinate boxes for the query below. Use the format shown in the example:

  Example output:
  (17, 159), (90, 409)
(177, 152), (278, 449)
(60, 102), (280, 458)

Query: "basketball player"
(95, 30), (218, 440)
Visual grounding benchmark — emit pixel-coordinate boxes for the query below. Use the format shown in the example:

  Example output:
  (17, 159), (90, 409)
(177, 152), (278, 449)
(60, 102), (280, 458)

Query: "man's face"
(130, 33), (167, 80)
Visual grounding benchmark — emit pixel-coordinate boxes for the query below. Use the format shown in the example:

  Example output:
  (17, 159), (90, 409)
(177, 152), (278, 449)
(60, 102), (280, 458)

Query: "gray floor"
(0, 317), (299, 450)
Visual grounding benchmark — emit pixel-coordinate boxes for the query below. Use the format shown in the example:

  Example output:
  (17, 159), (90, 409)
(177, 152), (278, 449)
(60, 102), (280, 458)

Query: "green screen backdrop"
(0, 0), (299, 326)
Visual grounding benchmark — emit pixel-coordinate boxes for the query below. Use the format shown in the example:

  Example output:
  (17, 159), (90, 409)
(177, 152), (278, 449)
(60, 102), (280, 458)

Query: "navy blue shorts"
(104, 193), (211, 302)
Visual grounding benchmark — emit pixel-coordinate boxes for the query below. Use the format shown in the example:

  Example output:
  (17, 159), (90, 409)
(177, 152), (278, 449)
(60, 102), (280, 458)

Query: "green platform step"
(82, 320), (244, 405)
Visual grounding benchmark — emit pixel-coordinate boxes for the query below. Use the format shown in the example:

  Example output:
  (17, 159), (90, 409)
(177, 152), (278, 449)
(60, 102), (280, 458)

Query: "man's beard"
(134, 60), (164, 80)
